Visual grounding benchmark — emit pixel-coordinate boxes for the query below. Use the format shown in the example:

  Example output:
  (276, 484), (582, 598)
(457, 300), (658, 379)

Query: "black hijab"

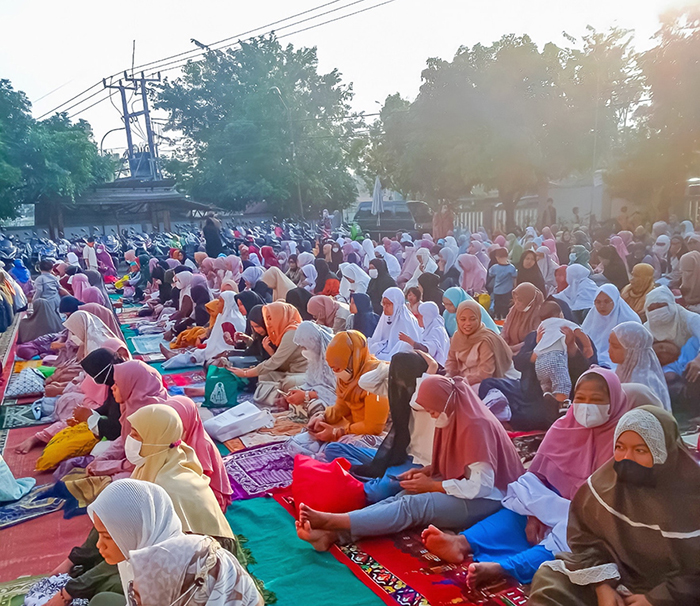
(190, 284), (212, 326)
(285, 287), (313, 321)
(80, 347), (125, 386)
(417, 272), (444, 312)
(598, 246), (630, 290)
(59, 296), (83, 314)
(350, 293), (379, 338)
(352, 352), (429, 477)
(313, 258), (338, 294)
(252, 281), (273, 303)
(516, 250), (547, 295)
(235, 290), (265, 316)
(366, 258), (397, 315)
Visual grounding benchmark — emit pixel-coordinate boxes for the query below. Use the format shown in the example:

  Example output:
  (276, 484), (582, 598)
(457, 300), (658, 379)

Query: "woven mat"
(0, 404), (47, 430)
(223, 441), (294, 500)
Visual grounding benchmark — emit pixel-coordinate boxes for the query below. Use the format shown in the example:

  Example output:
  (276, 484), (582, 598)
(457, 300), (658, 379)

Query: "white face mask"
(124, 435), (146, 466)
(647, 306), (673, 323)
(368, 269), (378, 279)
(573, 403), (610, 428)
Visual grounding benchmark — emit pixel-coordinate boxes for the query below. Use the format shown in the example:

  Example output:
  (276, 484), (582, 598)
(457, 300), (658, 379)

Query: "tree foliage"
(0, 79), (113, 221)
(155, 35), (364, 215)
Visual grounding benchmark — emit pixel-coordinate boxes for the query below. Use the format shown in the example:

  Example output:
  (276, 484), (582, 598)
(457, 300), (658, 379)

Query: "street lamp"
(270, 87), (304, 219)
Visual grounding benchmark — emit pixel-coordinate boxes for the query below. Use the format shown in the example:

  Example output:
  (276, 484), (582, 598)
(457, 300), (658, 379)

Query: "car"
(353, 200), (432, 239)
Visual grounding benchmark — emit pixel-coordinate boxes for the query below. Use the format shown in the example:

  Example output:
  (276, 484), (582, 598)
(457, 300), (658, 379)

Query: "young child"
(34, 259), (66, 312)
(487, 248), (517, 319)
(532, 302), (579, 408)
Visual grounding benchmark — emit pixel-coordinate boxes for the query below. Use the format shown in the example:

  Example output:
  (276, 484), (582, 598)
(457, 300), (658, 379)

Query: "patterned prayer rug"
(0, 429), (7, 455)
(223, 442), (295, 500)
(129, 334), (169, 355)
(0, 483), (65, 530)
(0, 403), (46, 429)
(0, 574), (45, 606)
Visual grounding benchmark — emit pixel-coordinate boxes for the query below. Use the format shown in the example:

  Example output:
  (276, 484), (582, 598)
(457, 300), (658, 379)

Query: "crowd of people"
(1, 212), (700, 606)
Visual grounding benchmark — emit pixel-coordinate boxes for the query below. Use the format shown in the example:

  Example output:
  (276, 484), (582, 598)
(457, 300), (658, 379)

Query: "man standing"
(82, 237), (98, 271)
(540, 198), (556, 228)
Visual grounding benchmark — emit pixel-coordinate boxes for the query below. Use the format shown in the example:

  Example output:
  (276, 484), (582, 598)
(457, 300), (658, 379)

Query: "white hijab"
(417, 301), (450, 365)
(644, 285), (700, 347)
(368, 286), (422, 361)
(559, 264), (598, 311)
(374, 246), (401, 279)
(174, 270), (195, 304)
(536, 246), (558, 295)
(297, 252), (315, 268)
(301, 264), (317, 292)
(338, 263), (370, 302)
(613, 322), (671, 411)
(405, 248), (437, 289)
(87, 479), (183, 597)
(581, 283), (641, 368)
(204, 291), (246, 361)
(439, 247), (457, 274)
(362, 239), (376, 269)
(293, 321), (337, 406)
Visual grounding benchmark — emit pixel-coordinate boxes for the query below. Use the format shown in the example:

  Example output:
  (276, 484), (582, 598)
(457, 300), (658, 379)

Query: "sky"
(0, 0), (689, 154)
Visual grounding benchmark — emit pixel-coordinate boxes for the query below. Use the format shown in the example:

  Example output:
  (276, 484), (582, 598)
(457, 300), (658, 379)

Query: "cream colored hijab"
(128, 404), (233, 539)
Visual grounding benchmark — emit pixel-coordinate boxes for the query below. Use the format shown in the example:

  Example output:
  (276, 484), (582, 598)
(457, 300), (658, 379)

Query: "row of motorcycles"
(0, 217), (352, 274)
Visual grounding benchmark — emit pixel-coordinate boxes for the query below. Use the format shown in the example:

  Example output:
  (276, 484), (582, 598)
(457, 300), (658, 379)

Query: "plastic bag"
(204, 364), (246, 408)
(291, 454), (366, 514)
(35, 422), (99, 471)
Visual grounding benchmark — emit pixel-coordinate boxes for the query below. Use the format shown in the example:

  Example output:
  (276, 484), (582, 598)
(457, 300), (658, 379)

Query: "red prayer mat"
(162, 369), (207, 389)
(274, 493), (529, 606)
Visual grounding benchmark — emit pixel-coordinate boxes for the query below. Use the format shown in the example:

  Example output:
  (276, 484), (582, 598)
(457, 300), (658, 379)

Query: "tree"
(155, 35), (365, 216)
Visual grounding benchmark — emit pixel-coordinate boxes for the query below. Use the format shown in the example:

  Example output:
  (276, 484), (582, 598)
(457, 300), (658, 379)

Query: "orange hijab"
(325, 330), (382, 408)
(262, 301), (302, 346)
(501, 282), (545, 346)
(205, 298), (224, 326)
(451, 300), (513, 377)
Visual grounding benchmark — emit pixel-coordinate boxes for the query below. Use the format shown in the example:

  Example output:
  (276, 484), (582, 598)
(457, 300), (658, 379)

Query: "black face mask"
(613, 459), (656, 487)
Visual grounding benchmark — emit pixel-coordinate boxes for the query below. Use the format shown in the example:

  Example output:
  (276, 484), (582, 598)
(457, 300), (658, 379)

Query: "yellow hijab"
(128, 404), (233, 539)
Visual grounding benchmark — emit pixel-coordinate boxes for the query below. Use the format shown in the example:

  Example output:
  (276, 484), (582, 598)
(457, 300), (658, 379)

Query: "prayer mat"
(274, 493), (529, 606)
(11, 360), (43, 373)
(0, 404), (47, 429)
(508, 431), (545, 465)
(0, 483), (64, 530)
(0, 429), (8, 455)
(0, 574), (45, 606)
(162, 369), (207, 390)
(226, 497), (382, 606)
(223, 442), (294, 500)
(137, 352), (166, 363)
(129, 334), (168, 355)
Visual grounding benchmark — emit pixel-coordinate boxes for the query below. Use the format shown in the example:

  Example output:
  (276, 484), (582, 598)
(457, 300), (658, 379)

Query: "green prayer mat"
(226, 498), (382, 606)
(0, 404), (47, 429)
(0, 575), (44, 606)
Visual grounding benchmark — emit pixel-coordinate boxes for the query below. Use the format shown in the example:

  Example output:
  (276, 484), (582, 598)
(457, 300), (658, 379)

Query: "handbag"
(203, 365), (246, 408)
(253, 380), (280, 408)
(291, 454), (366, 514)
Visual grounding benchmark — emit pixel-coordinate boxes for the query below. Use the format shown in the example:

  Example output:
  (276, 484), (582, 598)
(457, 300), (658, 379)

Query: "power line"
(38, 0), (376, 119)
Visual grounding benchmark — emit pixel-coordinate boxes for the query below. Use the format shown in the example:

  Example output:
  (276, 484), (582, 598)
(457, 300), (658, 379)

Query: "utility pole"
(103, 71), (162, 181)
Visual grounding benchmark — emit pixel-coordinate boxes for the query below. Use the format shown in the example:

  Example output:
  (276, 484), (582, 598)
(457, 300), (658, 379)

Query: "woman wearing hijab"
(346, 293), (380, 339)
(312, 259), (340, 296)
(516, 250), (547, 295)
(285, 286), (313, 321)
(373, 245), (402, 281)
(220, 302), (306, 388)
(417, 272), (444, 312)
(501, 283), (545, 354)
(80, 302), (123, 339)
(405, 248), (437, 290)
(581, 284), (641, 368)
(127, 405), (235, 546)
(423, 368), (635, 588)
(308, 295), (351, 334)
(366, 258), (397, 315)
(530, 407), (700, 606)
(282, 321), (338, 417)
(442, 287), (500, 338)
(620, 262), (656, 320)
(679, 250), (700, 311)
(596, 245), (630, 290)
(85, 361), (169, 478)
(436, 246), (460, 289)
(338, 263), (370, 304)
(260, 245), (280, 269)
(285, 254), (304, 285)
(71, 273), (91, 301)
(446, 300), (515, 385)
(261, 266), (296, 301)
(368, 287), (422, 361)
(167, 397), (233, 511)
(536, 246), (559, 296)
(169, 284), (212, 348)
(297, 374), (523, 550)
(558, 264), (598, 323)
(10, 258), (33, 297)
(17, 297), (63, 343)
(457, 254), (487, 295)
(609, 322), (671, 411)
(299, 263), (317, 294)
(84, 269), (114, 312)
(397, 245), (419, 288)
(241, 266), (272, 303)
(506, 233), (524, 265)
(408, 301), (450, 365)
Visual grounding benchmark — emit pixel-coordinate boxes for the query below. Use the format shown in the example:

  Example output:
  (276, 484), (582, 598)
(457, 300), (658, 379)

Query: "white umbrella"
(371, 176), (384, 227)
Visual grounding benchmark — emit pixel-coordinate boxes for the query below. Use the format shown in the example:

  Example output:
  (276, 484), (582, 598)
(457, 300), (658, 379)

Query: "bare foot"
(50, 558), (73, 576)
(159, 342), (177, 360)
(421, 525), (468, 564)
(295, 519), (337, 551)
(467, 562), (505, 588)
(15, 435), (43, 454)
(298, 503), (349, 531)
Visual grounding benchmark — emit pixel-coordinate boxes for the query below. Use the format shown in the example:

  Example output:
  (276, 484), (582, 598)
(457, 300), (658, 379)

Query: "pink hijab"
(494, 235), (506, 247)
(457, 253), (487, 293)
(81, 286), (106, 306)
(79, 302), (123, 338)
(71, 273), (90, 300)
(398, 246), (419, 285)
(528, 368), (635, 500)
(415, 375), (524, 489)
(542, 238), (559, 263)
(167, 396), (233, 510)
(113, 361), (169, 440)
(225, 255), (243, 282)
(610, 235), (629, 261)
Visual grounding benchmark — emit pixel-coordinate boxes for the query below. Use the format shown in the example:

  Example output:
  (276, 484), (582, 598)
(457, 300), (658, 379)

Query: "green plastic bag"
(36, 366), (56, 378)
(203, 365), (247, 408)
